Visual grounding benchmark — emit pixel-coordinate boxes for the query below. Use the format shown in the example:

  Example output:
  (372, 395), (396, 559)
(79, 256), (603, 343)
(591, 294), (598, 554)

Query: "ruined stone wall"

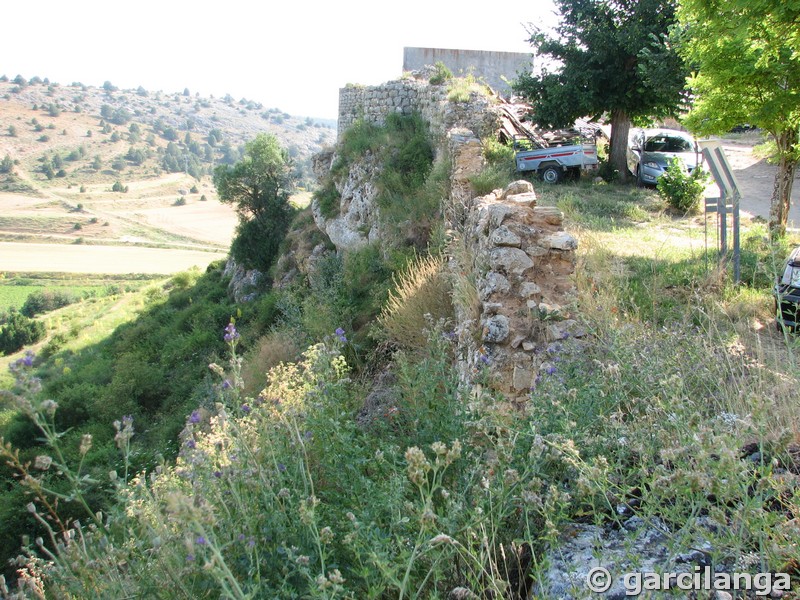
(327, 77), (582, 401)
(337, 76), (499, 150)
(448, 132), (583, 403)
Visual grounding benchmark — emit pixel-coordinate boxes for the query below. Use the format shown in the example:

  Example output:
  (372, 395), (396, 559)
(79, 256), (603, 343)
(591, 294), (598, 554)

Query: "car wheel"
(541, 166), (562, 184)
(636, 166), (645, 187)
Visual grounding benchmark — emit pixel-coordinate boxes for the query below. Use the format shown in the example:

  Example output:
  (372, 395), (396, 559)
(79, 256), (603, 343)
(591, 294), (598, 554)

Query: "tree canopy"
(678, 0), (800, 233)
(514, 0), (688, 180)
(213, 133), (296, 272)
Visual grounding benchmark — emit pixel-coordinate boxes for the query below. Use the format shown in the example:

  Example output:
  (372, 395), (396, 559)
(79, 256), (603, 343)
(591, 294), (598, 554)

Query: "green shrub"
(313, 180), (341, 219)
(656, 158), (708, 213)
(21, 289), (78, 317)
(0, 310), (45, 354)
(429, 61), (453, 85)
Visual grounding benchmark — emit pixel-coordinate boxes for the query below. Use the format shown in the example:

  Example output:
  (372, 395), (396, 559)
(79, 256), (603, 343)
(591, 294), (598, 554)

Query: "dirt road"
(708, 136), (800, 229)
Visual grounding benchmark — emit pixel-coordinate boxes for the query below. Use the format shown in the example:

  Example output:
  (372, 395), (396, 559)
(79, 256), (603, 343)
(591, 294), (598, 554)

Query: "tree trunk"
(769, 128), (799, 236)
(609, 109), (631, 183)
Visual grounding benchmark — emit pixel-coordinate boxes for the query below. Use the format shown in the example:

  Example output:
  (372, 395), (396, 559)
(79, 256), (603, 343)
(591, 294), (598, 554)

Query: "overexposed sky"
(1, 0), (559, 119)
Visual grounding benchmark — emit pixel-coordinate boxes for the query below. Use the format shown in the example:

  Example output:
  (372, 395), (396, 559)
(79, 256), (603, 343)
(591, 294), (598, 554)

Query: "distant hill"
(0, 76), (336, 190)
(0, 77), (336, 262)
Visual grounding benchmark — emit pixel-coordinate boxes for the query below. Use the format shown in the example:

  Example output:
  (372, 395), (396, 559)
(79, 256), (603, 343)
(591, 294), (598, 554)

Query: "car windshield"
(780, 265), (800, 287)
(644, 135), (694, 153)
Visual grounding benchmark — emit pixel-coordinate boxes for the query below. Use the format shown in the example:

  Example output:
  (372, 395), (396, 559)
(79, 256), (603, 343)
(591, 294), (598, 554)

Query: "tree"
(677, 0), (800, 234)
(514, 0), (688, 181)
(213, 133), (296, 272)
(0, 154), (13, 174)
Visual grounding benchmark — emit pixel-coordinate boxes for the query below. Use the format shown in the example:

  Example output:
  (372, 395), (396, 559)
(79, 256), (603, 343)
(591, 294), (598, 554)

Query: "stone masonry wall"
(448, 132), (583, 403)
(337, 74), (499, 151)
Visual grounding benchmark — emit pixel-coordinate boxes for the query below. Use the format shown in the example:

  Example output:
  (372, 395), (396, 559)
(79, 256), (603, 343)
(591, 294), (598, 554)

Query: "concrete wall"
(403, 47), (532, 96)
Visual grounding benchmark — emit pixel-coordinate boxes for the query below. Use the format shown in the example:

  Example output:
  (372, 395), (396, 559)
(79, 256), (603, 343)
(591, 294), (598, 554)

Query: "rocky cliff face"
(310, 150), (382, 250)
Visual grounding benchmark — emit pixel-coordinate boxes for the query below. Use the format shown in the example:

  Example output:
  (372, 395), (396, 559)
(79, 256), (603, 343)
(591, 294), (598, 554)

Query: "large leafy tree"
(214, 133), (296, 271)
(514, 0), (688, 181)
(677, 0), (800, 235)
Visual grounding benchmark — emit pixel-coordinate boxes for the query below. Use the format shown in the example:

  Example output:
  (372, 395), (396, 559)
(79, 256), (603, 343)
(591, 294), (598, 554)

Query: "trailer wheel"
(540, 166), (562, 184)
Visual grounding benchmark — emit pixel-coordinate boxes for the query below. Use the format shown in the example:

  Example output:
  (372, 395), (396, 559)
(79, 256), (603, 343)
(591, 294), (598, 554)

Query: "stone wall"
(447, 132), (582, 403)
(337, 75), (499, 150)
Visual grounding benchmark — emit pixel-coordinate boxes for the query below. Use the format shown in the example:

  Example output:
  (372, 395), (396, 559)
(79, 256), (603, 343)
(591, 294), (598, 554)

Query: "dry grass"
(378, 253), (453, 349)
(240, 330), (304, 397)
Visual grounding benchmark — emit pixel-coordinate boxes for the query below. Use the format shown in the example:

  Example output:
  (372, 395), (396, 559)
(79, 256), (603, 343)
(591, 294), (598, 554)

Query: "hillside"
(0, 77), (335, 272)
(0, 70), (798, 597)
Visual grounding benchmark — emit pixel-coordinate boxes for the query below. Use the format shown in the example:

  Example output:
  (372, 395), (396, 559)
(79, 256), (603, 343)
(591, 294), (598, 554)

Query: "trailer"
(513, 135), (599, 183)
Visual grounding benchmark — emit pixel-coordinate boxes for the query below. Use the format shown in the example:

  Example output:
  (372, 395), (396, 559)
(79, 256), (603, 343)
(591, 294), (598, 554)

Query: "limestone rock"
(532, 206), (564, 225)
(489, 247), (534, 275)
(542, 231), (578, 251)
(520, 282), (542, 298)
(478, 271), (511, 300)
(482, 314), (510, 343)
(525, 244), (549, 258)
(501, 179), (534, 197)
(490, 225), (521, 248)
(512, 366), (533, 391)
(505, 192), (537, 208)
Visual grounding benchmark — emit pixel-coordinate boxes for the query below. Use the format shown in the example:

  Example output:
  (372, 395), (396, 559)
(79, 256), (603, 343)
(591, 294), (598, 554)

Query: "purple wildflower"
(223, 322), (240, 343)
(222, 379), (232, 390)
(248, 539), (256, 548)
(334, 327), (347, 343)
(241, 404), (251, 414)
(185, 439), (196, 449)
(545, 365), (557, 376)
(213, 470), (222, 478)
(238, 534), (246, 541)
(22, 351), (35, 367)
(195, 536), (206, 545)
(277, 463), (286, 472)
(186, 554), (195, 562)
(479, 354), (490, 365)
(189, 410), (201, 424)
(303, 430), (313, 441)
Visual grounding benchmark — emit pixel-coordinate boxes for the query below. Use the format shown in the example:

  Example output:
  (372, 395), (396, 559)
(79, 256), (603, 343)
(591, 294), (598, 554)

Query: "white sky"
(1, 0), (559, 120)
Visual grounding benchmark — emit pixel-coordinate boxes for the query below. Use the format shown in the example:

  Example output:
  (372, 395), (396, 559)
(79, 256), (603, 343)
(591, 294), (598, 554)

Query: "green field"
(0, 273), (159, 311)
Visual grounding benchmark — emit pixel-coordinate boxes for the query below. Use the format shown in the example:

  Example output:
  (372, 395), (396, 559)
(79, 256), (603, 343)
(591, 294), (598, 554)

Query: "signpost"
(698, 140), (741, 284)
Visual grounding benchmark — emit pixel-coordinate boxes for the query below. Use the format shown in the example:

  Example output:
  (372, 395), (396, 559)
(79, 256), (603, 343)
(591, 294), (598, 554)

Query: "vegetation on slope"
(1, 106), (799, 596)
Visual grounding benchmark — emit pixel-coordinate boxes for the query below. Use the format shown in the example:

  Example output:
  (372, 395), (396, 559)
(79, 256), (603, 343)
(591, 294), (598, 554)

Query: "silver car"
(627, 128), (700, 185)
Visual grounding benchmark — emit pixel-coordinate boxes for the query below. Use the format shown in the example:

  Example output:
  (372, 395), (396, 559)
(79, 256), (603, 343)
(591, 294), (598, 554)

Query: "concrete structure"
(402, 47), (532, 97)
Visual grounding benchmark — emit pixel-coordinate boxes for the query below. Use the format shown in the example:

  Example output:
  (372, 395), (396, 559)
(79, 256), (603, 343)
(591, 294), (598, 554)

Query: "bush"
(111, 181), (128, 193)
(312, 180), (340, 219)
(429, 61), (453, 85)
(656, 158), (708, 213)
(21, 290), (78, 317)
(0, 310), (46, 354)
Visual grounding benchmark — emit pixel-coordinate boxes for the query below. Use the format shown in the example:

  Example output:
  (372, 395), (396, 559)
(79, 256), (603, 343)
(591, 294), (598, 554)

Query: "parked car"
(627, 128), (701, 185)
(774, 246), (800, 332)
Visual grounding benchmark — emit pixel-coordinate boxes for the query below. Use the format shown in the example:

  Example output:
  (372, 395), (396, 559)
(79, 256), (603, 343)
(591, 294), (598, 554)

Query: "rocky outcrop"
(223, 258), (263, 303)
(310, 151), (383, 251)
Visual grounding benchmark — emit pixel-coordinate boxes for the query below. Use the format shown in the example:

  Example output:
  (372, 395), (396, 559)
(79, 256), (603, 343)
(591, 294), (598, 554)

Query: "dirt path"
(708, 136), (800, 229)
